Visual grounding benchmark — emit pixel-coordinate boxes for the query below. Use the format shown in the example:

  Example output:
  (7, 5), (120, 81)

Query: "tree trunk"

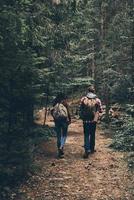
(100, 3), (110, 124)
(105, 99), (110, 124)
(43, 92), (49, 126)
(129, 0), (134, 61)
(91, 43), (95, 80)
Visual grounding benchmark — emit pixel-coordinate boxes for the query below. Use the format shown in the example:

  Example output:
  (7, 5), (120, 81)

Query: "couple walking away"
(51, 86), (102, 159)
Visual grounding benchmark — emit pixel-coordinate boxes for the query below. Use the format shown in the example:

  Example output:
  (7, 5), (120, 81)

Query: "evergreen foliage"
(0, 0), (133, 197)
(111, 117), (134, 152)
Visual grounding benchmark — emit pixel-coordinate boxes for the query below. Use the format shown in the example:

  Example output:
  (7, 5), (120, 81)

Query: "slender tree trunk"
(100, 3), (110, 124)
(87, 64), (90, 76)
(105, 86), (110, 124)
(100, 2), (107, 46)
(43, 92), (49, 126)
(91, 42), (95, 80)
(129, 0), (134, 61)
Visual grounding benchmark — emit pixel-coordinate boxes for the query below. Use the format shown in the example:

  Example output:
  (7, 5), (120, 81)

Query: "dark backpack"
(80, 97), (97, 121)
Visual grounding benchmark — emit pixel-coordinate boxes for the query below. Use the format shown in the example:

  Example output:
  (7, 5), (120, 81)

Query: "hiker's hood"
(86, 92), (97, 99)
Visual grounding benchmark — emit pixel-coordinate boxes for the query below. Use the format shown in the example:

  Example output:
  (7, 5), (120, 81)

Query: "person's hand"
(67, 120), (71, 125)
(91, 120), (97, 124)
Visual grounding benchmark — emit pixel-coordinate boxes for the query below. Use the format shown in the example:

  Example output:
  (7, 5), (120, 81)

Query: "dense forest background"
(0, 0), (133, 199)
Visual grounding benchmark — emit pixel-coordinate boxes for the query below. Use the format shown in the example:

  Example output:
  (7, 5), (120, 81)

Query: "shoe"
(90, 149), (96, 154)
(60, 148), (64, 155)
(83, 151), (89, 159)
(58, 149), (64, 158)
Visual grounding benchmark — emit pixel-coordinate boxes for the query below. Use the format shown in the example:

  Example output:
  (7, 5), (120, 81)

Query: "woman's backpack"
(51, 103), (68, 120)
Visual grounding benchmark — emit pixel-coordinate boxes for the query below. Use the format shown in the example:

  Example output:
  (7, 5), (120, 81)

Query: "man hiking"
(80, 86), (102, 158)
(51, 93), (71, 158)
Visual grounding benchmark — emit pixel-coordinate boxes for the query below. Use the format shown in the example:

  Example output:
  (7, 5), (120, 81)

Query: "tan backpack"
(80, 97), (97, 121)
(52, 103), (68, 120)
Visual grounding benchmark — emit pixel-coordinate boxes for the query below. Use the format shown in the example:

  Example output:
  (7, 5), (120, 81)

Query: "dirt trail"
(17, 119), (133, 200)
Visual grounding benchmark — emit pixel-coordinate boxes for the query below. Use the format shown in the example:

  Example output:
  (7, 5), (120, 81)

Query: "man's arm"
(93, 97), (103, 122)
(96, 98), (103, 113)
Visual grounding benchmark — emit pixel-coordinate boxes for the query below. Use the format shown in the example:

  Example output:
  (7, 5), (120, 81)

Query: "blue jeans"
(55, 121), (68, 150)
(83, 122), (97, 152)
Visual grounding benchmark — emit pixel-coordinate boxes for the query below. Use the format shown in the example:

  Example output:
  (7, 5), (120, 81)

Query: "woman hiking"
(51, 93), (71, 158)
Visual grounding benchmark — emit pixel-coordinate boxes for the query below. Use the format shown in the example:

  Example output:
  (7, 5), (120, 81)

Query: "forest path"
(18, 119), (133, 200)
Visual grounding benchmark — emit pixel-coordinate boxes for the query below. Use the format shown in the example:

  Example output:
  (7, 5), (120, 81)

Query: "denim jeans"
(83, 122), (97, 152)
(55, 121), (68, 150)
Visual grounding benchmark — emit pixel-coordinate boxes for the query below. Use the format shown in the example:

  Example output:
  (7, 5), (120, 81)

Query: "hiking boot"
(58, 149), (64, 158)
(83, 151), (89, 159)
(90, 149), (96, 154)
(60, 148), (64, 155)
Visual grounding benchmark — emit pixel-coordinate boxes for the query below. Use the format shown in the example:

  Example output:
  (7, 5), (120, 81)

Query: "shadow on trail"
(39, 138), (57, 159)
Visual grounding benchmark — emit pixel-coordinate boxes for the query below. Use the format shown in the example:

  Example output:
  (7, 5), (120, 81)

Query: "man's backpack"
(80, 97), (97, 121)
(51, 103), (68, 120)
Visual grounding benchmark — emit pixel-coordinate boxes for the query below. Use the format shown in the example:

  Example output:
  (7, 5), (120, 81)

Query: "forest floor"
(15, 117), (134, 200)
